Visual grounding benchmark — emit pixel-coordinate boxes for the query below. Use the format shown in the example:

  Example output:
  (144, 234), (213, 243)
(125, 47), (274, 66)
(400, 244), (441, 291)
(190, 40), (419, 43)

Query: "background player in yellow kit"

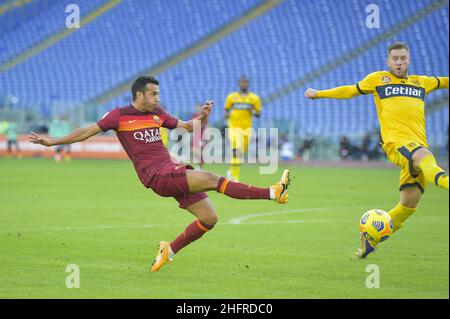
(225, 76), (261, 181)
(305, 42), (449, 258)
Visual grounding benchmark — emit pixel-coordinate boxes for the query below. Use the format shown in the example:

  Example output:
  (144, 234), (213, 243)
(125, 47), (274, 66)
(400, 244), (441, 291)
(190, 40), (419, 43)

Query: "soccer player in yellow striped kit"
(225, 76), (261, 182)
(305, 42), (449, 258)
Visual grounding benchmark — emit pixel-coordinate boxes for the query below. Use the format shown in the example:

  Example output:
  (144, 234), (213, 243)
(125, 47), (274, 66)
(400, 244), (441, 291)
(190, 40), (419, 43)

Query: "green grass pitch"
(0, 158), (448, 298)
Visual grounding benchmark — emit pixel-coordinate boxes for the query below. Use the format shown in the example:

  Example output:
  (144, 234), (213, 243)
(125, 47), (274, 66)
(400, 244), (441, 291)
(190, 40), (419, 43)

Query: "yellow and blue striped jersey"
(356, 71), (448, 146)
(225, 91), (261, 128)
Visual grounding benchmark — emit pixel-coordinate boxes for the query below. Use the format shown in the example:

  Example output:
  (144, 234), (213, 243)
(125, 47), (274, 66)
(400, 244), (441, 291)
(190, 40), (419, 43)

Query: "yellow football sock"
(388, 203), (417, 232)
(418, 155), (448, 190)
(230, 156), (240, 181)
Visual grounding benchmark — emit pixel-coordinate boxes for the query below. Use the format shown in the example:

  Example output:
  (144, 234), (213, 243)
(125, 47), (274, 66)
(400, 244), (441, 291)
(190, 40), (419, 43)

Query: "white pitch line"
(1, 223), (173, 234)
(227, 205), (377, 224)
(1, 220), (330, 233)
(228, 207), (334, 224)
(0, 205), (379, 234)
(221, 219), (338, 225)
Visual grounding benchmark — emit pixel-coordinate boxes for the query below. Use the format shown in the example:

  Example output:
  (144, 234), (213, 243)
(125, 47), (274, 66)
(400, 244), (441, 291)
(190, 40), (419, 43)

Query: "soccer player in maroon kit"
(28, 76), (291, 272)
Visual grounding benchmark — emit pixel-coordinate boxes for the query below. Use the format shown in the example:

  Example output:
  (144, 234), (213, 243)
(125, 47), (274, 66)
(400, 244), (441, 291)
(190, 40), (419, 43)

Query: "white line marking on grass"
(228, 207), (333, 224)
(1, 223), (173, 233)
(222, 219), (337, 225)
(227, 205), (376, 225)
(1, 220), (331, 233)
(1, 205), (378, 233)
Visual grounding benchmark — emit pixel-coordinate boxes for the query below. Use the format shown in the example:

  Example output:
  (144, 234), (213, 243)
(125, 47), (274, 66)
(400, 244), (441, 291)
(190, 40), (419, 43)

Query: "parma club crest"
(382, 76), (391, 83)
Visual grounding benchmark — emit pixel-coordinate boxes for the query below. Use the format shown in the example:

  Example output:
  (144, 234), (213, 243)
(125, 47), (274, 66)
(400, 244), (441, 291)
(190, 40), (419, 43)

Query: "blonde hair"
(387, 42), (410, 55)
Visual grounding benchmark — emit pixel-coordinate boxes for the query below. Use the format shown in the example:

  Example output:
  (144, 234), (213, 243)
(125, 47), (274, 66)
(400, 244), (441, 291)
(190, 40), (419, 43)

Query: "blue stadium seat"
(0, 0), (261, 107)
(0, 0), (108, 63)
(0, 0), (447, 146)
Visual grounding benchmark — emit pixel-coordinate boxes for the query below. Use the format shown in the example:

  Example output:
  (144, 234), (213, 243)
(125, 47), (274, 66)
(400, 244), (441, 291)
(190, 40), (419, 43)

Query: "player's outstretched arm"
(177, 100), (213, 133)
(305, 85), (361, 100)
(28, 123), (102, 147)
(438, 76), (449, 89)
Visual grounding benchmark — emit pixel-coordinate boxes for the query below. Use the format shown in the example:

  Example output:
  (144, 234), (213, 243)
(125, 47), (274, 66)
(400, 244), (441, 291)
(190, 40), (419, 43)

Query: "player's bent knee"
(411, 148), (432, 169)
(205, 172), (221, 189)
(400, 194), (420, 209)
(400, 199), (419, 209)
(201, 213), (218, 227)
(400, 188), (421, 209)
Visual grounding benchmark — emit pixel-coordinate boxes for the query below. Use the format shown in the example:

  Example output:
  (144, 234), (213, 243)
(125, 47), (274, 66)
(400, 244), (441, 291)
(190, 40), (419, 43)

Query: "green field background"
(0, 158), (448, 298)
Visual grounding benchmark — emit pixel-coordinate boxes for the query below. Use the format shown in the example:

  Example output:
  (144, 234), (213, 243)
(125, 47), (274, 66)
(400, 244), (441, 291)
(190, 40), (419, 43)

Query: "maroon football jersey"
(97, 104), (178, 187)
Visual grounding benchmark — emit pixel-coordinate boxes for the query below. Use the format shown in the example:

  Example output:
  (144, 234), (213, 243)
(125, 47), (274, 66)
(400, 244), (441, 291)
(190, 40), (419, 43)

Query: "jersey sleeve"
(356, 72), (378, 94)
(97, 108), (120, 132)
(253, 94), (261, 114)
(439, 76), (449, 89)
(225, 93), (234, 111)
(158, 107), (179, 130)
(316, 85), (361, 99)
(419, 76), (448, 94)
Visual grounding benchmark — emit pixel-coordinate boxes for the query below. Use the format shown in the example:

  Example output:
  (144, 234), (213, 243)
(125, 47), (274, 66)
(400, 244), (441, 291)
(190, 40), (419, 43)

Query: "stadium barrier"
(0, 135), (128, 159)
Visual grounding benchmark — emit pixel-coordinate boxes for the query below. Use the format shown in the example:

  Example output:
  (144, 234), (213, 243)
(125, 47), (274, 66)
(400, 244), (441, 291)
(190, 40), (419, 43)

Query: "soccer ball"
(359, 209), (394, 243)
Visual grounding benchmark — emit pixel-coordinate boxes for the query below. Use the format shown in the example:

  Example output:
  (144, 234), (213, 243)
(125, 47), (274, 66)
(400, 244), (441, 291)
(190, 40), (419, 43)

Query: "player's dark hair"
(131, 76), (159, 100)
(239, 75), (249, 82)
(387, 42), (409, 55)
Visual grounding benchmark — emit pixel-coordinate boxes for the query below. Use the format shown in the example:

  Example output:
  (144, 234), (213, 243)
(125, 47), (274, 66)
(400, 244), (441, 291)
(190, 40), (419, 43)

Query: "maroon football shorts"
(147, 164), (208, 209)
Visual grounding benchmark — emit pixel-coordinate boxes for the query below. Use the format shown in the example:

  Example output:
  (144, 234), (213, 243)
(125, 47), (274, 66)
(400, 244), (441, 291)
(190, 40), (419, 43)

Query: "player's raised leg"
(388, 186), (421, 232)
(412, 148), (449, 190)
(150, 198), (217, 272)
(356, 186), (422, 259)
(150, 169), (291, 271)
(185, 168), (291, 204)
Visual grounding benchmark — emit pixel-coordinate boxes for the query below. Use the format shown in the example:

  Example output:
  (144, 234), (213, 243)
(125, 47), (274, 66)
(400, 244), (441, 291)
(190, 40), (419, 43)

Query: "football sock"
(230, 156), (240, 181)
(216, 177), (271, 200)
(269, 187), (276, 199)
(170, 220), (214, 254)
(168, 246), (174, 259)
(388, 203), (417, 232)
(418, 155), (448, 190)
(230, 164), (240, 181)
